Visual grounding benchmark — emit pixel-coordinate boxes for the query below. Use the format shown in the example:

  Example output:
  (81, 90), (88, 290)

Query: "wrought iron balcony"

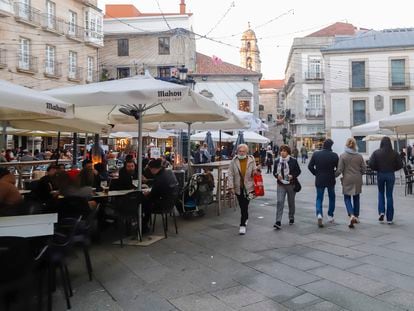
(17, 53), (38, 73)
(14, 2), (41, 26)
(44, 61), (62, 78)
(68, 66), (83, 82)
(0, 0), (13, 17)
(305, 107), (325, 119)
(66, 23), (84, 42)
(41, 14), (64, 35)
(305, 71), (324, 80)
(0, 48), (6, 68)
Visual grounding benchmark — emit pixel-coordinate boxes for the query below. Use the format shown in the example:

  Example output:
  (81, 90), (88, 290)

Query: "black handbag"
(293, 179), (302, 192)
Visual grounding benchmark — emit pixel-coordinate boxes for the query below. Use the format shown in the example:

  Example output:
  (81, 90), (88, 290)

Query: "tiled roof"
(307, 22), (359, 37)
(260, 80), (284, 89)
(104, 4), (191, 19)
(194, 53), (261, 76)
(323, 28), (414, 52)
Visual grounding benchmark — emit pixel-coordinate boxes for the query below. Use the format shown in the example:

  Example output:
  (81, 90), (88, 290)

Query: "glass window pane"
(391, 59), (405, 86)
(354, 136), (366, 152)
(392, 98), (406, 114)
(352, 61), (365, 88)
(352, 100), (366, 126)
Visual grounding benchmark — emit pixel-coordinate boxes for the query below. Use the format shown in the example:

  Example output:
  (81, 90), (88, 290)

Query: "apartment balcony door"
(19, 38), (30, 70)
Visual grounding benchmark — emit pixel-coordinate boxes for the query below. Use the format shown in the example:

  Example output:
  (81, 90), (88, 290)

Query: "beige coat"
(335, 150), (366, 195)
(227, 155), (257, 195)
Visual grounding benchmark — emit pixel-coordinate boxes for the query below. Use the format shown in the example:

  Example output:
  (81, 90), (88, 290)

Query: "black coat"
(273, 157), (301, 186)
(369, 149), (403, 173)
(308, 149), (339, 187)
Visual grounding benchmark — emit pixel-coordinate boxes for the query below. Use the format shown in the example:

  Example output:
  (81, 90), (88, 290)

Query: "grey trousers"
(276, 184), (296, 223)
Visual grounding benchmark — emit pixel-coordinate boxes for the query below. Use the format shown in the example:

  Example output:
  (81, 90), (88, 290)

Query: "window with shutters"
(87, 56), (94, 82)
(118, 39), (129, 56)
(391, 98), (406, 115)
(68, 10), (77, 35)
(68, 51), (77, 78)
(46, 1), (55, 28)
(19, 37), (30, 70)
(352, 99), (366, 126)
(351, 60), (367, 89)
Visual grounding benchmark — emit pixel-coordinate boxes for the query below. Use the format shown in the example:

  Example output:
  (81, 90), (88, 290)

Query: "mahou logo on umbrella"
(157, 90), (183, 101)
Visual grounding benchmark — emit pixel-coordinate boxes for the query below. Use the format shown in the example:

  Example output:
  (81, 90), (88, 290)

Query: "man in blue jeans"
(308, 139), (339, 227)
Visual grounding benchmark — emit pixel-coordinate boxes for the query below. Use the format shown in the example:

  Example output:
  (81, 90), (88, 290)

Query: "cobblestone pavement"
(55, 162), (414, 310)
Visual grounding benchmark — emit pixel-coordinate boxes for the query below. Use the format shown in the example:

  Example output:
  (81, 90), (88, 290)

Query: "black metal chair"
(152, 196), (178, 238)
(403, 165), (414, 196)
(0, 236), (47, 311)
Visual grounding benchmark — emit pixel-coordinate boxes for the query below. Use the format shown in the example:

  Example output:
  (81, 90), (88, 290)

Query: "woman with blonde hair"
(335, 138), (366, 228)
(228, 144), (259, 235)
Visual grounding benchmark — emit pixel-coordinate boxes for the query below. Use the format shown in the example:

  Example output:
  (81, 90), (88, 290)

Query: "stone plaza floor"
(55, 162), (414, 311)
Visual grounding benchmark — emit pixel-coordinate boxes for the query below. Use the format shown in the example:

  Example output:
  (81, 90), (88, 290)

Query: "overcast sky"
(98, 0), (414, 80)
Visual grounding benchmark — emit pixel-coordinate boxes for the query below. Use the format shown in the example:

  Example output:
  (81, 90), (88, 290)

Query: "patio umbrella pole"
(137, 106), (143, 242)
(1, 122), (7, 150)
(187, 122), (192, 179)
(72, 133), (78, 166)
(56, 131), (61, 165)
(219, 130), (222, 161)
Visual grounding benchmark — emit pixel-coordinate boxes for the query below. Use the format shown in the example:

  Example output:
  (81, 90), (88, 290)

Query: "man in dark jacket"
(308, 139), (339, 227)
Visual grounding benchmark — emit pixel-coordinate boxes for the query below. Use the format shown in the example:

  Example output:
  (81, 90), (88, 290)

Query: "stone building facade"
(0, 0), (103, 90)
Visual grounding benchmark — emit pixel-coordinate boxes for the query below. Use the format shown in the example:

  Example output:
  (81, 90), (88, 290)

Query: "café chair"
(152, 196), (179, 238)
(0, 236), (48, 311)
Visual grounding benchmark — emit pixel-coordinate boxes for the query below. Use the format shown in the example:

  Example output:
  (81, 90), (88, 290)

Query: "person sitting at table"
(0, 168), (22, 210)
(78, 159), (101, 190)
(142, 159), (179, 228)
(33, 164), (58, 204)
(111, 160), (137, 190)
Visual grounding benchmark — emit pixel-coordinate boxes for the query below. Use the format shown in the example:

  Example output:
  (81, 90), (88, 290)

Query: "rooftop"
(105, 4), (192, 19)
(260, 80), (284, 89)
(195, 53), (261, 76)
(307, 22), (361, 37)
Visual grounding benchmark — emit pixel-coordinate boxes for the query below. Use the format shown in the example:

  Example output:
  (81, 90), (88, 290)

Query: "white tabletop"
(0, 213), (58, 237)
(92, 189), (138, 198)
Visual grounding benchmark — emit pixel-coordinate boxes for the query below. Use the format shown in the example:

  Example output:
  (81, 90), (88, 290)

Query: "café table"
(19, 189), (32, 196)
(190, 160), (231, 215)
(0, 213), (58, 237)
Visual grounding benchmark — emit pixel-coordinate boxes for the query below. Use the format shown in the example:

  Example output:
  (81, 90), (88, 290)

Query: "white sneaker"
(317, 214), (324, 228)
(239, 226), (246, 235)
(328, 216), (335, 223)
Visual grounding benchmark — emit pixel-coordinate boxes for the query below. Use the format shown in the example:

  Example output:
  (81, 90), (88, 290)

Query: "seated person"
(34, 164), (59, 203)
(143, 159), (178, 227)
(111, 160), (137, 190)
(0, 168), (23, 211)
(78, 159), (101, 190)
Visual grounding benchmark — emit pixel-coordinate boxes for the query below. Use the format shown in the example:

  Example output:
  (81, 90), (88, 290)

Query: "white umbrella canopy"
(363, 134), (414, 141)
(231, 131), (270, 144)
(351, 120), (394, 136)
(0, 79), (74, 121)
(109, 132), (133, 139)
(233, 110), (269, 131)
(45, 74), (228, 124)
(190, 131), (233, 142)
(379, 110), (414, 134)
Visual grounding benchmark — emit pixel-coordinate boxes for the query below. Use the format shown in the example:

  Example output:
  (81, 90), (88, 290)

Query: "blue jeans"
(316, 186), (335, 217)
(344, 194), (360, 217)
(377, 172), (395, 221)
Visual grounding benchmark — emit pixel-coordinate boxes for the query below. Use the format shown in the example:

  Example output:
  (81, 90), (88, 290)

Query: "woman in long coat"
(335, 138), (366, 228)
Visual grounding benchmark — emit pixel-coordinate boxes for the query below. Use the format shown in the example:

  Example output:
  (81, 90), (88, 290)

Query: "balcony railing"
(14, 2), (41, 26)
(41, 14), (64, 35)
(68, 66), (83, 82)
(84, 30), (103, 47)
(44, 61), (62, 78)
(17, 53), (38, 73)
(0, 0), (13, 17)
(0, 48), (6, 68)
(86, 70), (99, 83)
(389, 72), (410, 89)
(66, 24), (84, 42)
(305, 71), (324, 80)
(305, 108), (325, 119)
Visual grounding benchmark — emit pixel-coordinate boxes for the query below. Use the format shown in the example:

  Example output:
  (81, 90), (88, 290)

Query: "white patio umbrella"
(109, 132), (134, 139)
(379, 110), (414, 134)
(351, 120), (394, 136)
(190, 131), (232, 142)
(233, 110), (269, 131)
(0, 79), (74, 121)
(44, 74), (227, 243)
(231, 131), (270, 144)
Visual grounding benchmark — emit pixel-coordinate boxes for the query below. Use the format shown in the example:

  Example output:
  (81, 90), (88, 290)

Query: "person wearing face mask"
(273, 145), (301, 229)
(227, 144), (259, 235)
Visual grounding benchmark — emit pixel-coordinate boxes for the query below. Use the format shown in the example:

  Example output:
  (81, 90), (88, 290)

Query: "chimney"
(180, 0), (186, 14)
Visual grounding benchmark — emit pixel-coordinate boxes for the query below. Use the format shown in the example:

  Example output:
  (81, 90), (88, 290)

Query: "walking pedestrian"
(300, 145), (308, 163)
(308, 139), (339, 227)
(227, 144), (259, 235)
(265, 146), (274, 174)
(369, 137), (403, 224)
(273, 145), (301, 229)
(335, 138), (366, 228)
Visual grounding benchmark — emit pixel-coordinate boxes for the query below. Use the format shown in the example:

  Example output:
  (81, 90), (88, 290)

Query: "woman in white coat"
(228, 144), (258, 235)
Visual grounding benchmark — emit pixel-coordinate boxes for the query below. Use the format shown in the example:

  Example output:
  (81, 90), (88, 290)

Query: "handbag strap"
(236, 165), (245, 189)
